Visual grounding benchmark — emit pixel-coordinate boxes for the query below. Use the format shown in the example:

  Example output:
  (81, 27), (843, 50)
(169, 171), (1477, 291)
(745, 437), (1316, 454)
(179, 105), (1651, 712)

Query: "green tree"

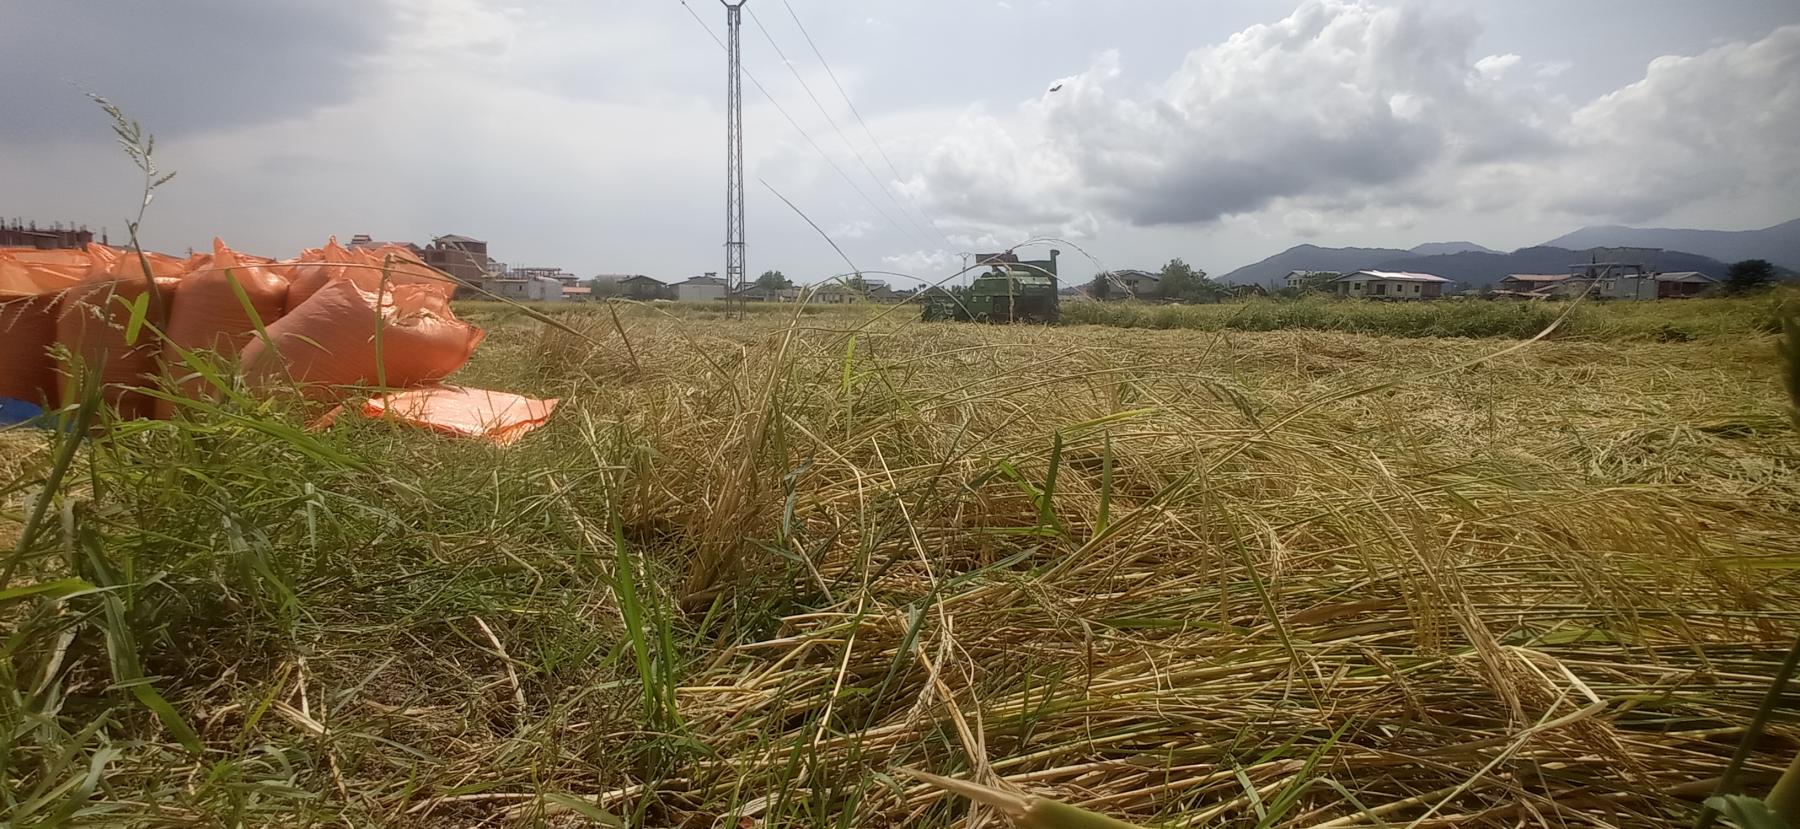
(1156, 259), (1197, 301)
(844, 273), (870, 293)
(1157, 258), (1225, 303)
(755, 270), (793, 289)
(1089, 271), (1112, 300)
(1725, 259), (1776, 295)
(1299, 271), (1339, 293)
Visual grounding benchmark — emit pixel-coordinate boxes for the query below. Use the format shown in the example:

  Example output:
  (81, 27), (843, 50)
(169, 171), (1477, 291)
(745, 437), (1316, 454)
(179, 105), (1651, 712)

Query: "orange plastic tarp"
(345, 385), (558, 445)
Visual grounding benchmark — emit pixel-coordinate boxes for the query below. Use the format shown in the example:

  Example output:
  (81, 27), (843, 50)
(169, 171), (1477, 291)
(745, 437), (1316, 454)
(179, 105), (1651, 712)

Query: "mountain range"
(1217, 218), (1798, 289)
(1543, 219), (1800, 270)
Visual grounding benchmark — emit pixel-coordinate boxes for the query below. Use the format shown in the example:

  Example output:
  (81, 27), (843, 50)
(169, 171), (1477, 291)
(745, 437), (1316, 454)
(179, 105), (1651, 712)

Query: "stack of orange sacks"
(0, 237), (553, 444)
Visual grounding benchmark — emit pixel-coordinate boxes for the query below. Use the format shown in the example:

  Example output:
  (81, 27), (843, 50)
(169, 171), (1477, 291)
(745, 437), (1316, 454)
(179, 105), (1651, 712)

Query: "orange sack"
(84, 243), (186, 282)
(0, 253), (85, 404)
(55, 276), (180, 419)
(284, 236), (354, 312)
(286, 238), (455, 313)
(0, 294), (65, 404)
(355, 385), (558, 445)
(166, 238), (289, 356)
(241, 278), (484, 399)
(4, 248), (92, 284)
(155, 239), (290, 418)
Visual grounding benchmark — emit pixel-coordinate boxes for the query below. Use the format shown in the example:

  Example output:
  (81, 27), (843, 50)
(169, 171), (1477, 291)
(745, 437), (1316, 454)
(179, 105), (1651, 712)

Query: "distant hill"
(1409, 241), (1499, 256)
(1370, 246), (1732, 290)
(1221, 239), (1740, 290)
(1543, 219), (1800, 271)
(1218, 244), (1415, 286)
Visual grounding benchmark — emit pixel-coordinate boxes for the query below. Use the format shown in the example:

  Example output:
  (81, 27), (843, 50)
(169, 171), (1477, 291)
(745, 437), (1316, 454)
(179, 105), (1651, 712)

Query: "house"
(811, 282), (863, 304)
(562, 285), (594, 301)
(1496, 274), (1570, 294)
(675, 273), (728, 302)
(867, 284), (907, 304)
(1101, 269), (1160, 298)
(347, 234), (424, 257)
(1604, 271), (1719, 300)
(1328, 270), (1450, 299)
(481, 275), (563, 302)
(1284, 270), (1338, 290)
(807, 278), (903, 304)
(423, 234), (490, 288)
(612, 275), (669, 300)
(510, 266), (578, 286)
(733, 284), (800, 302)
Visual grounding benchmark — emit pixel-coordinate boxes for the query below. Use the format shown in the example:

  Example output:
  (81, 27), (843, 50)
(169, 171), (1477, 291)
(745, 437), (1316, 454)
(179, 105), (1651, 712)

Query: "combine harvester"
(922, 248), (1060, 323)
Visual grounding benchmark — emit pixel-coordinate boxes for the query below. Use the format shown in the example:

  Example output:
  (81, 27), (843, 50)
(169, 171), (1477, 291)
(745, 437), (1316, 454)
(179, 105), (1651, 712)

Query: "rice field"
(1061, 293), (1792, 341)
(4, 299), (1799, 827)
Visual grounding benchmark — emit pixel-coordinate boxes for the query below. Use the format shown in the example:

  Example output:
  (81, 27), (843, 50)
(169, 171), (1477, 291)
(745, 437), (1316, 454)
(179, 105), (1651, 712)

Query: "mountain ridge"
(1409, 241), (1499, 256)
(1542, 219), (1800, 270)
(1218, 243), (1734, 290)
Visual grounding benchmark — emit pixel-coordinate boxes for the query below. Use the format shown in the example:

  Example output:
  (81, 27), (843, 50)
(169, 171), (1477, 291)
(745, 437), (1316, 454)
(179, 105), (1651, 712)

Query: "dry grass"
(4, 301), (1798, 827)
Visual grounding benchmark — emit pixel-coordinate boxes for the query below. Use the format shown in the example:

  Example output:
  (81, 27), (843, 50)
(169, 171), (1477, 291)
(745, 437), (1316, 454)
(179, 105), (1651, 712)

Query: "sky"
(3, 0), (1798, 286)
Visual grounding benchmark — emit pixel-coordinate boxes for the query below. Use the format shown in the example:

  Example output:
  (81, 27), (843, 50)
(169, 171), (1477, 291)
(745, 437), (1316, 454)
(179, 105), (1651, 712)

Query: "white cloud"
(1535, 60), (1573, 78)
(831, 219), (875, 239)
(1475, 53), (1522, 80)
(1546, 25), (1800, 223)
(894, 1), (1798, 238)
(903, 1), (1551, 230)
(880, 249), (959, 277)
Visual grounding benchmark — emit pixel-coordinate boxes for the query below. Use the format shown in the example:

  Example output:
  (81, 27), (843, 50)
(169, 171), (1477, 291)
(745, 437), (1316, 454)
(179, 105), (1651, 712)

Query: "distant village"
(1275, 264), (1717, 301)
(0, 220), (1733, 305)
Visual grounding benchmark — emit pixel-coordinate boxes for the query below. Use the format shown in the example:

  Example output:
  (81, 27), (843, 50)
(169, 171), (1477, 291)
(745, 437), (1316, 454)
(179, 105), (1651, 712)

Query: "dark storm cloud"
(0, 0), (394, 141)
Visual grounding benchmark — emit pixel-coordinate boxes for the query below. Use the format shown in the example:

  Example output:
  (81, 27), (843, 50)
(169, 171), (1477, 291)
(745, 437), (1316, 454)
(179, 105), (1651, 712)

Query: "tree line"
(1089, 258), (1239, 303)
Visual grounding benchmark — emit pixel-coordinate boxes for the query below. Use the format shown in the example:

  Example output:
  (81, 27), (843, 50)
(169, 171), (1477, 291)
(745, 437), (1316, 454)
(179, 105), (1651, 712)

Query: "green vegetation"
(5, 300), (1799, 827)
(1064, 292), (1796, 340)
(1154, 257), (1226, 303)
(1727, 259), (1779, 295)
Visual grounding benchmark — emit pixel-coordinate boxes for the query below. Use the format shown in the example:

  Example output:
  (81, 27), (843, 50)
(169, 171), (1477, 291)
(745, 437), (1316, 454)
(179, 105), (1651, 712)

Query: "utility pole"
(722, 0), (748, 315)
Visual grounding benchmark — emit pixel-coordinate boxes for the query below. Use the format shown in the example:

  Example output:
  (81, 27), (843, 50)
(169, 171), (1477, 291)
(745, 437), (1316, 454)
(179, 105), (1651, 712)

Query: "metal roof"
(1340, 270), (1451, 283)
(1503, 273), (1570, 283)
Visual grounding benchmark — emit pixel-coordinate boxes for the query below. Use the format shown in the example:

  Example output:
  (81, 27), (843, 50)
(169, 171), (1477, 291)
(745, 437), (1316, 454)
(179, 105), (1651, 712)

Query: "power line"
(745, 5), (943, 250)
(674, 0), (934, 253)
(781, 0), (956, 251)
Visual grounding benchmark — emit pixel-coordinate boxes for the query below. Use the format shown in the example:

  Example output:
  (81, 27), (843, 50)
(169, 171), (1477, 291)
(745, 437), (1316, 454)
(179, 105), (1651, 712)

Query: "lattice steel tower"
(722, 0), (748, 306)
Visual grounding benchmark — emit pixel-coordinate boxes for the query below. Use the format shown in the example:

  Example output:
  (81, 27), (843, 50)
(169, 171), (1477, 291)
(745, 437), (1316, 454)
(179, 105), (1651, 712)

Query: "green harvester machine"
(922, 249), (1061, 323)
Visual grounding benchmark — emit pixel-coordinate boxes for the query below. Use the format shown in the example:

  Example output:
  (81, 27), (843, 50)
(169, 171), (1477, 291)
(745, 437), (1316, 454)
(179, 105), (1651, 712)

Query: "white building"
(1284, 270), (1338, 290)
(480, 273), (563, 302)
(1603, 271), (1719, 300)
(675, 274), (729, 302)
(1328, 270), (1450, 299)
(1104, 269), (1160, 298)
